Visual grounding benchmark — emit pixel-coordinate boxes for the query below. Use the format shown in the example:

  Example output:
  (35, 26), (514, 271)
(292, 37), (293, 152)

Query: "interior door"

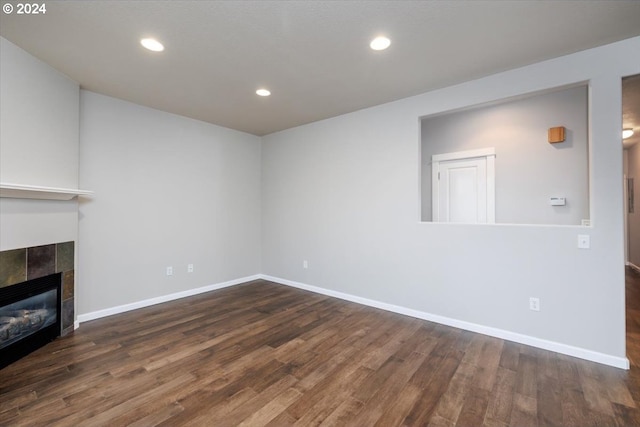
(432, 148), (495, 223)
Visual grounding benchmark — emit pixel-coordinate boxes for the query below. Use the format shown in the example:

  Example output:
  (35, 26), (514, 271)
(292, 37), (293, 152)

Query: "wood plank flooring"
(2, 272), (640, 426)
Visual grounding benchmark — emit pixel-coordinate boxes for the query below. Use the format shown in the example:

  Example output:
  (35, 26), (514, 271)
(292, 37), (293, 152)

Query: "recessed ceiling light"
(370, 36), (391, 51)
(256, 89), (271, 97)
(623, 128), (634, 139)
(140, 38), (164, 52)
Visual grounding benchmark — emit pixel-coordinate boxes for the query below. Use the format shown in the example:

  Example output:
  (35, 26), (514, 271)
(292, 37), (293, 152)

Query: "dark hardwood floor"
(2, 272), (640, 426)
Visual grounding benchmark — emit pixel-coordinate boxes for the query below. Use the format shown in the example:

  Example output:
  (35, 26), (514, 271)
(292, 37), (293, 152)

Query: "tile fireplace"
(0, 242), (75, 368)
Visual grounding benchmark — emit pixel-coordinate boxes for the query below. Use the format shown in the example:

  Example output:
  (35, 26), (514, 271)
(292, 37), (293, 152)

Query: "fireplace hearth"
(0, 273), (62, 369)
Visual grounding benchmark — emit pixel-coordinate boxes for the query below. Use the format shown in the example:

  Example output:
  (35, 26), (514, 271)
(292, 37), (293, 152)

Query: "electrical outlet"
(166, 266), (173, 276)
(188, 264), (194, 273)
(529, 297), (540, 312)
(303, 260), (308, 269)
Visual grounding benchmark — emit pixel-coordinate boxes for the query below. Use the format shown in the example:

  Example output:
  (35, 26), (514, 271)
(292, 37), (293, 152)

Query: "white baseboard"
(627, 261), (640, 274)
(75, 272), (629, 370)
(260, 274), (630, 370)
(77, 275), (261, 324)
(74, 320), (80, 330)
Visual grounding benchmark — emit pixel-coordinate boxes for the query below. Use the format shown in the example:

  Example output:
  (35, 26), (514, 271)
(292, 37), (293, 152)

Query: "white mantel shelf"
(0, 183), (93, 200)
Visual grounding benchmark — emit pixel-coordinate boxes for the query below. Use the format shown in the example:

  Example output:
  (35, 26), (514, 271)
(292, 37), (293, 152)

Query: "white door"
(432, 148), (495, 223)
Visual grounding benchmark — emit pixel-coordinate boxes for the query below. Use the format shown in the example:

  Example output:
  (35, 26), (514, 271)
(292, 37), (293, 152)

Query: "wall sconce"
(548, 126), (565, 144)
(623, 128), (634, 139)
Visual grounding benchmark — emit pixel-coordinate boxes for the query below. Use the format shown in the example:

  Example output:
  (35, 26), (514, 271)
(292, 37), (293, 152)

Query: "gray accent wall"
(262, 37), (639, 362)
(78, 92), (262, 314)
(421, 86), (589, 225)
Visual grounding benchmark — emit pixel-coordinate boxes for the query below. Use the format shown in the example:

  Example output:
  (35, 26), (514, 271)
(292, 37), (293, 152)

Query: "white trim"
(418, 221), (591, 229)
(260, 274), (629, 370)
(0, 182), (93, 200)
(75, 272), (629, 369)
(74, 320), (80, 330)
(77, 275), (261, 323)
(486, 154), (496, 223)
(431, 147), (496, 163)
(432, 158), (439, 219)
(627, 262), (640, 274)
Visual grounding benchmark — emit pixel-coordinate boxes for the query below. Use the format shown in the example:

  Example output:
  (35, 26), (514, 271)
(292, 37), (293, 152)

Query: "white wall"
(78, 91), (262, 315)
(262, 36), (640, 366)
(421, 86), (589, 225)
(628, 143), (640, 268)
(0, 37), (79, 251)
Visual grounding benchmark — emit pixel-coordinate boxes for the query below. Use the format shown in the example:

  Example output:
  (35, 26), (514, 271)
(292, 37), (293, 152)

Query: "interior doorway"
(623, 75), (640, 271)
(431, 148), (496, 223)
(623, 74), (640, 366)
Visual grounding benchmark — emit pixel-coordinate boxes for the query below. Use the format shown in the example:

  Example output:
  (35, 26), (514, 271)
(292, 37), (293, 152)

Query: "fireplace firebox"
(0, 273), (62, 369)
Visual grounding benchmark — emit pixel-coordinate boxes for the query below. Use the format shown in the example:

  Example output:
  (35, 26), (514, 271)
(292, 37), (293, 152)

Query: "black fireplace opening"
(0, 273), (62, 369)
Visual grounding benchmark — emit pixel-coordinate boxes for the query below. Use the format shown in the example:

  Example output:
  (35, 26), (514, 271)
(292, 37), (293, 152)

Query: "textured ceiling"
(1, 1), (640, 136)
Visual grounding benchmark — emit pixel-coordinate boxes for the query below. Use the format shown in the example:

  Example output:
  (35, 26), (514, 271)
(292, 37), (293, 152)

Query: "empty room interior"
(2, 1), (640, 425)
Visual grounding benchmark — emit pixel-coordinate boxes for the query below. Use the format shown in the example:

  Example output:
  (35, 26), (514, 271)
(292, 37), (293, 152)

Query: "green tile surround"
(0, 241), (75, 335)
(0, 248), (26, 286)
(56, 242), (74, 273)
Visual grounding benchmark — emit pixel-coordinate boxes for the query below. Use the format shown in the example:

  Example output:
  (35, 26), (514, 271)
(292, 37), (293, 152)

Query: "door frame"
(432, 147), (496, 223)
